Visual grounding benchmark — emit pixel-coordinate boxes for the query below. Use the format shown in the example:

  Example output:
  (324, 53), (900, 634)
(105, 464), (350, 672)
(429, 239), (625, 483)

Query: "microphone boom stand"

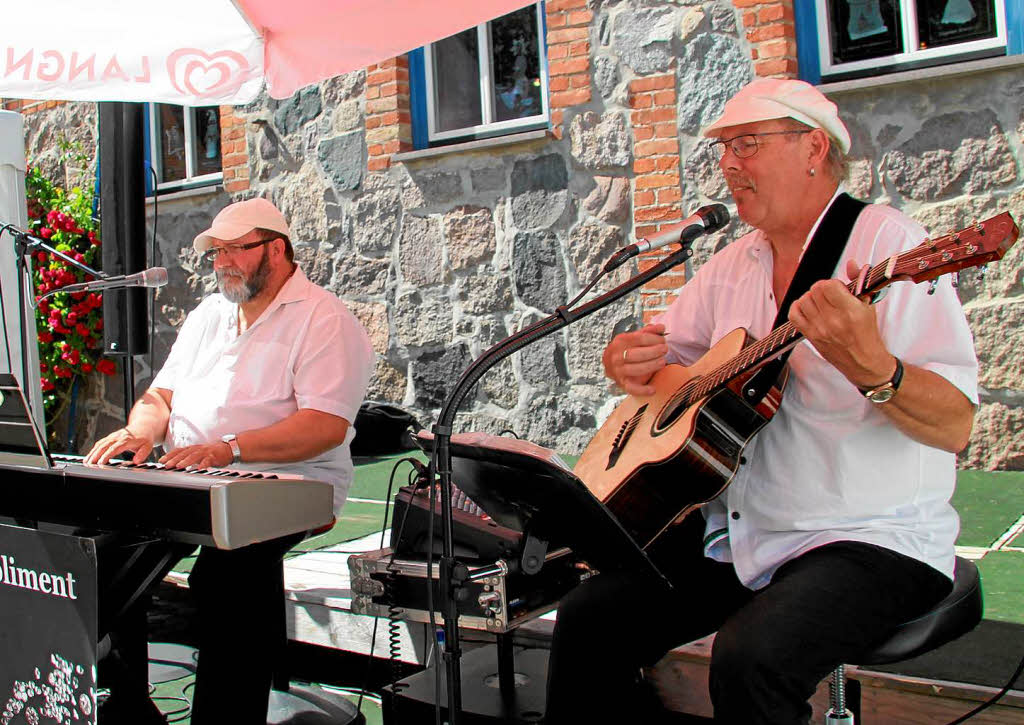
(6, 226), (109, 288)
(429, 240), (695, 724)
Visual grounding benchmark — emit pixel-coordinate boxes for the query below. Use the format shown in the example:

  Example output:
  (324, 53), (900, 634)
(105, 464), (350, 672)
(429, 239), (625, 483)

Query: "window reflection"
(917, 0), (997, 49)
(433, 29), (483, 133)
(195, 108), (222, 177)
(491, 5), (543, 123)
(158, 104), (186, 184)
(829, 0), (903, 63)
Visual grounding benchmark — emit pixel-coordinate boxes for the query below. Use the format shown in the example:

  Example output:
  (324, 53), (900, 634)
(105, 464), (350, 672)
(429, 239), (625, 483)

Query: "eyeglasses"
(201, 238), (275, 265)
(708, 130), (811, 160)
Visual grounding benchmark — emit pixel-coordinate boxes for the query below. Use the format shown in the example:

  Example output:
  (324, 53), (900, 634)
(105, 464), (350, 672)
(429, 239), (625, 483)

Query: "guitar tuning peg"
(927, 279), (938, 295)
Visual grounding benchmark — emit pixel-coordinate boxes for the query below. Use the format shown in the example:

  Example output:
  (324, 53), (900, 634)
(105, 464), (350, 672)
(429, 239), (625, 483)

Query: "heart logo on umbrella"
(166, 48), (252, 99)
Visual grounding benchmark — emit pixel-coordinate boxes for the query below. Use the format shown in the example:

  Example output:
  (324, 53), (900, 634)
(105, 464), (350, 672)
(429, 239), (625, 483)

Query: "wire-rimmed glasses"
(707, 130), (811, 160)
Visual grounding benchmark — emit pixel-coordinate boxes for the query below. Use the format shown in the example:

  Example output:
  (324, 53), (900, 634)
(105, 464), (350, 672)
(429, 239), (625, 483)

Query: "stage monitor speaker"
(98, 101), (149, 357)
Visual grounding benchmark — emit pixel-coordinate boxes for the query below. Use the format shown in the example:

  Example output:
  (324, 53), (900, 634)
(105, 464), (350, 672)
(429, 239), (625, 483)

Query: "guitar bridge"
(607, 404), (648, 470)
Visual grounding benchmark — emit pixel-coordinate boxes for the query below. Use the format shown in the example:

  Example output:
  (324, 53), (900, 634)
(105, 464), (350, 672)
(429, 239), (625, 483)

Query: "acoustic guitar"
(574, 212), (1020, 551)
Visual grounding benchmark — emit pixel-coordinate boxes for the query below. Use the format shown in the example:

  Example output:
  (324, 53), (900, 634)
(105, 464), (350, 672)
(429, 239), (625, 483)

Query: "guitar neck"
(687, 263), (890, 402)
(669, 211), (1018, 408)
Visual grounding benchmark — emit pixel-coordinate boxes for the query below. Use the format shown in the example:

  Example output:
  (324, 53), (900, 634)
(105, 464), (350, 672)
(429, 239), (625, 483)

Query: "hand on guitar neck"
(602, 322), (669, 396)
(788, 258), (974, 452)
(788, 258), (896, 390)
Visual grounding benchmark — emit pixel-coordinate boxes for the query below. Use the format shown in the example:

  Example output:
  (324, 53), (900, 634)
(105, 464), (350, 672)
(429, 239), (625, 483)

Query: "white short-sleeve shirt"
(654, 198), (978, 589)
(152, 266), (375, 513)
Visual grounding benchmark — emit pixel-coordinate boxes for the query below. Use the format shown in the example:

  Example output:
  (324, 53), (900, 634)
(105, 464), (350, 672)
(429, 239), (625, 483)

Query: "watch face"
(868, 387), (895, 403)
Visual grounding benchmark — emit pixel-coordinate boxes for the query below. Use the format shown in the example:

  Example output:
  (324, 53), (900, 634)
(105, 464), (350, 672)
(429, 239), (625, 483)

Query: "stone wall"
(10, 0), (1023, 470)
(824, 67), (1024, 470)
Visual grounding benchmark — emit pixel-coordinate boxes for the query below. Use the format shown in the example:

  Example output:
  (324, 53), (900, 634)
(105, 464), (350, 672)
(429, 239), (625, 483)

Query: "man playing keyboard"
(85, 197), (374, 725)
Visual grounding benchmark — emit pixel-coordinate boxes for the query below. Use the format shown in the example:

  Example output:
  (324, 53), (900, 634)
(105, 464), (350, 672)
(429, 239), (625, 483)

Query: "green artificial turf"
(975, 551), (1024, 624)
(349, 451), (428, 500)
(952, 470), (1024, 547)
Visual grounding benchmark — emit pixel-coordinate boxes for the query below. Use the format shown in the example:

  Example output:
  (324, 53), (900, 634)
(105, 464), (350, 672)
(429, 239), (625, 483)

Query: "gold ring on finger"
(622, 349), (629, 363)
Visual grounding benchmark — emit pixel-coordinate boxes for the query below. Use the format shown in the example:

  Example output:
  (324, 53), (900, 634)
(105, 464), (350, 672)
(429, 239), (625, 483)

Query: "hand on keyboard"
(159, 442), (233, 470)
(84, 428), (156, 466)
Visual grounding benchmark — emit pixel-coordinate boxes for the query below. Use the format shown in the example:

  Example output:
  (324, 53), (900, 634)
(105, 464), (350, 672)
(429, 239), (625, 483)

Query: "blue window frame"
(142, 103), (223, 195)
(796, 0), (1022, 83)
(409, 2), (549, 148)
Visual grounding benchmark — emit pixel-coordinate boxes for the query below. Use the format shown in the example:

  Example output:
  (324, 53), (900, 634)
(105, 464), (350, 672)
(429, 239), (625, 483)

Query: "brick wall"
(628, 74), (686, 320)
(1, 98), (62, 114)
(546, 0), (593, 139)
(219, 105), (249, 193)
(365, 57), (413, 172)
(737, 0), (799, 78)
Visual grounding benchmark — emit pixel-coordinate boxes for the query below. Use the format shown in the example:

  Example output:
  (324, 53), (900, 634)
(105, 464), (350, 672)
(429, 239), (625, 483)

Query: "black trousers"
(187, 534), (302, 725)
(545, 515), (952, 725)
(99, 534), (300, 725)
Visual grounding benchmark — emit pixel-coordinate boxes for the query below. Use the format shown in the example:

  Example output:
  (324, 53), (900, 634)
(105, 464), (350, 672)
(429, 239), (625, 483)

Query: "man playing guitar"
(545, 79), (978, 724)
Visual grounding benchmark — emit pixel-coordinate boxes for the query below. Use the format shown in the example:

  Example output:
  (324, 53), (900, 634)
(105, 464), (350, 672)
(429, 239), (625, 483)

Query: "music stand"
(0, 372), (51, 469)
(416, 430), (667, 585)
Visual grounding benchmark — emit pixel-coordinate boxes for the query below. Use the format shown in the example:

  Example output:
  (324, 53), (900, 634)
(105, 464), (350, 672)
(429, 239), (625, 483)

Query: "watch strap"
(221, 434), (242, 463)
(859, 357), (903, 399)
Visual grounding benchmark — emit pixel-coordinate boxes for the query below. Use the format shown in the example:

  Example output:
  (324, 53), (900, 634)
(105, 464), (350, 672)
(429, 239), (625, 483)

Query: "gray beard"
(217, 248), (271, 303)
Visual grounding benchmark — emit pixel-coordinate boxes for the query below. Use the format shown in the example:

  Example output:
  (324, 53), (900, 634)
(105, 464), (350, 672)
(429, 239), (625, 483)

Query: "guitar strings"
(664, 233), (971, 411)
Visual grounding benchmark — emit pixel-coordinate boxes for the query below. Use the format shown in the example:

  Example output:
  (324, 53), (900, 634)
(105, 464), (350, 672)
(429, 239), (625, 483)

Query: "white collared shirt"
(152, 266), (375, 513)
(654, 199), (978, 588)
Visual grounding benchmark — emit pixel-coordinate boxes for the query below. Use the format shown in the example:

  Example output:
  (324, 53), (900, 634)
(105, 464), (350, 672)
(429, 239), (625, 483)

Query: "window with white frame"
(147, 104), (223, 192)
(423, 3), (549, 143)
(816, 0), (1007, 78)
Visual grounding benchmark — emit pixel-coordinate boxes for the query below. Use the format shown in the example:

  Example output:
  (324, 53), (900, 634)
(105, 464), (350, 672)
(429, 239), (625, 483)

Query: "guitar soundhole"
(654, 384), (696, 434)
(607, 403), (648, 470)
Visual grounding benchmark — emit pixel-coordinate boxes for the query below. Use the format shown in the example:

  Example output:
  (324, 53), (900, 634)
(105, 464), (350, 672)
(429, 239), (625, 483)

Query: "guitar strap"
(742, 192), (868, 405)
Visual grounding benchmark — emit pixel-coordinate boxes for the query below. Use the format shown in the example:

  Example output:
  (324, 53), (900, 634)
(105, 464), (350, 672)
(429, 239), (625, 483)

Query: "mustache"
(724, 173), (755, 192)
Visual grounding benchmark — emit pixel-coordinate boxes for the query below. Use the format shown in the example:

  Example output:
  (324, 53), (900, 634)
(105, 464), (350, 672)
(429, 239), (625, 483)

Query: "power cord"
(945, 650), (1024, 724)
(352, 456), (424, 721)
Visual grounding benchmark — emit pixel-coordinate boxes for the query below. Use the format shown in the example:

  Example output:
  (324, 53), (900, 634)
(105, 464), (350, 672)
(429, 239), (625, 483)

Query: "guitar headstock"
(889, 212), (1020, 284)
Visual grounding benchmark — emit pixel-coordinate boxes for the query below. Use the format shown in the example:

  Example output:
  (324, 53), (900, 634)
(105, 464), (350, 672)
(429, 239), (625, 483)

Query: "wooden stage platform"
(165, 530), (1024, 723)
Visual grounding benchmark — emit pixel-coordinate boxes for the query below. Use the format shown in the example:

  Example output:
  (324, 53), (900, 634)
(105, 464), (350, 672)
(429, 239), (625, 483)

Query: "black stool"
(824, 556), (983, 723)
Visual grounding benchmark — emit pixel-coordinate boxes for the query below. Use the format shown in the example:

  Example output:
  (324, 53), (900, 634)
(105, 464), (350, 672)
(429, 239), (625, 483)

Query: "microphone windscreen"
(701, 203), (731, 232)
(143, 267), (169, 288)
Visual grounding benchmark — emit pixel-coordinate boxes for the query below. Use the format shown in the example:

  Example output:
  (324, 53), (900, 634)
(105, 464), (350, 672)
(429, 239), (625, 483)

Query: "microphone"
(60, 267), (168, 293)
(604, 204), (731, 272)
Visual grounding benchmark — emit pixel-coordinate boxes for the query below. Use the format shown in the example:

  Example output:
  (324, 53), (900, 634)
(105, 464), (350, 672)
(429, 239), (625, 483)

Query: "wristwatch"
(220, 433), (242, 464)
(859, 357), (904, 404)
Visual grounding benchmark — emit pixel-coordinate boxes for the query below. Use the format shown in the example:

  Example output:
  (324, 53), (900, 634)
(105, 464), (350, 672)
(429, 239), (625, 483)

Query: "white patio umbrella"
(0, 0), (536, 429)
(0, 0), (536, 104)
